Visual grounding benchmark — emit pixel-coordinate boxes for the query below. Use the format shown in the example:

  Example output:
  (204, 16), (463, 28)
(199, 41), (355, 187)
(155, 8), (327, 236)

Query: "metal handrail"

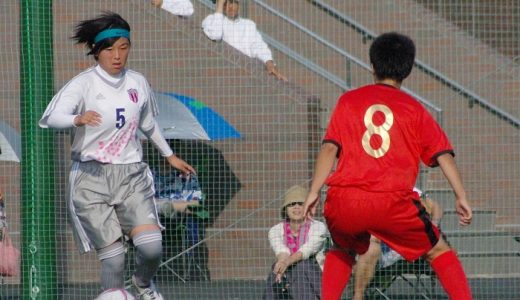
(197, 0), (350, 90)
(254, 0), (443, 123)
(262, 36), (350, 90)
(309, 0), (520, 129)
(197, 0), (443, 124)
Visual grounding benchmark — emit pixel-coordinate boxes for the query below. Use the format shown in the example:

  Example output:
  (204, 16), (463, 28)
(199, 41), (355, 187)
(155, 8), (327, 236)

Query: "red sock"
(430, 250), (472, 299)
(322, 249), (354, 300)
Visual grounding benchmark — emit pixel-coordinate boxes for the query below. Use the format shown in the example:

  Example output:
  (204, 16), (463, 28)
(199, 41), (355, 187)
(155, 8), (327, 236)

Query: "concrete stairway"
(427, 189), (520, 277)
(244, 0), (520, 226)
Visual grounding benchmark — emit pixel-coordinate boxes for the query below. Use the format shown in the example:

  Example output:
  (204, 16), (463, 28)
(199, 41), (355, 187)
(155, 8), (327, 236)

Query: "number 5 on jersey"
(362, 104), (394, 158)
(116, 108), (126, 129)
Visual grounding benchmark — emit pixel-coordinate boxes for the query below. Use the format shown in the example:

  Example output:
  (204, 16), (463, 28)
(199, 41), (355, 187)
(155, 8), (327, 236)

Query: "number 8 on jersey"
(362, 104), (394, 158)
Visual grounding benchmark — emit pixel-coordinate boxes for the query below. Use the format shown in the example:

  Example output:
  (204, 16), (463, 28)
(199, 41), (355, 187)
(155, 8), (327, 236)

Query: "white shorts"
(68, 161), (161, 253)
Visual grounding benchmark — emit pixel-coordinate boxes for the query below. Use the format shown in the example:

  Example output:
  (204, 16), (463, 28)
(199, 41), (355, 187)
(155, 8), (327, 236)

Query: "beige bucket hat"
(282, 185), (308, 209)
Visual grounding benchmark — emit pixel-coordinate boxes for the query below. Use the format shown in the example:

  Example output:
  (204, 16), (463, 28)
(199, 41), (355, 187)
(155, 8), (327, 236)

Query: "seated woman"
(263, 185), (328, 300)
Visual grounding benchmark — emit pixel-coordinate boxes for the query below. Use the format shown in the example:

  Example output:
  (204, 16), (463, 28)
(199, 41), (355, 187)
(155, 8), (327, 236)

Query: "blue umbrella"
(154, 92), (241, 141)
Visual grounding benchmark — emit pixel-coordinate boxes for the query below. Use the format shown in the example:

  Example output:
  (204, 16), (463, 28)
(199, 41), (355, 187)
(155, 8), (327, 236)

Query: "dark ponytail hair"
(72, 11), (131, 59)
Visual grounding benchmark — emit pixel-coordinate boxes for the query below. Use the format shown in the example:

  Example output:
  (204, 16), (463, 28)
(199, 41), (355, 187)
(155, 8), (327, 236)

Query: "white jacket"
(202, 13), (273, 63)
(268, 220), (328, 270)
(160, 0), (194, 17)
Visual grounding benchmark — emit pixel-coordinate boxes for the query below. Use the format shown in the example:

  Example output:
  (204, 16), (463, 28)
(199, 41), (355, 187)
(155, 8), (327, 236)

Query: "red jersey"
(323, 84), (453, 198)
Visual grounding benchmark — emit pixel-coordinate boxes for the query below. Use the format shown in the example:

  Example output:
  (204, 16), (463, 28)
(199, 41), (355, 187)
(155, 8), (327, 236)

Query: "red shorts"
(324, 187), (440, 261)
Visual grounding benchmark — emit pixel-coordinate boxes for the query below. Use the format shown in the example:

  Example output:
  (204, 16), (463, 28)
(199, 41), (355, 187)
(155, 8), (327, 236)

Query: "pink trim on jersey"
(95, 117), (139, 163)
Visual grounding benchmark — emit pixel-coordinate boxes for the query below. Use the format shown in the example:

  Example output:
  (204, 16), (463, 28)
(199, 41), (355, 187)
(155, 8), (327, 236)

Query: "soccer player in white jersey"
(39, 12), (194, 300)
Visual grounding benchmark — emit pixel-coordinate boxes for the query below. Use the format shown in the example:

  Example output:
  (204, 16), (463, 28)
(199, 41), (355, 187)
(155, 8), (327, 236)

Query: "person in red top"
(303, 32), (473, 300)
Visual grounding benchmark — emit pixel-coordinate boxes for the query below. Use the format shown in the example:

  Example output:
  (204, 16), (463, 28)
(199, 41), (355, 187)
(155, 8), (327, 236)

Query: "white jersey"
(39, 65), (173, 164)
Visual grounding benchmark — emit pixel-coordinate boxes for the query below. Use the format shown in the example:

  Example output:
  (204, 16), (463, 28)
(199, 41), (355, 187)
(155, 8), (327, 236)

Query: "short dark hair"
(72, 11), (131, 59)
(369, 32), (416, 82)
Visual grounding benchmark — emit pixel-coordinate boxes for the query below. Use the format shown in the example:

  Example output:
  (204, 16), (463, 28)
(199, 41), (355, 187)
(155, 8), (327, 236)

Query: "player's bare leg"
(425, 237), (472, 299)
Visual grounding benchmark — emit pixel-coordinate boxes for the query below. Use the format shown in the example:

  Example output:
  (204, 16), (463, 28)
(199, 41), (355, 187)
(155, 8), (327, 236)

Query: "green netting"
(0, 0), (518, 299)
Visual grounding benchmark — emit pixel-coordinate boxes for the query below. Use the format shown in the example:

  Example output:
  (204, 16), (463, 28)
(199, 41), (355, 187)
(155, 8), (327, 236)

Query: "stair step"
(423, 189), (457, 210)
(459, 256), (520, 277)
(444, 232), (520, 253)
(440, 231), (520, 276)
(441, 210), (496, 231)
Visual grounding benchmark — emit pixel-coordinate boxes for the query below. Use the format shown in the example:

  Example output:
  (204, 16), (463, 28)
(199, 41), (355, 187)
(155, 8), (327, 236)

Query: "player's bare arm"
(437, 153), (472, 226)
(303, 142), (338, 218)
(73, 110), (102, 127)
(166, 154), (196, 175)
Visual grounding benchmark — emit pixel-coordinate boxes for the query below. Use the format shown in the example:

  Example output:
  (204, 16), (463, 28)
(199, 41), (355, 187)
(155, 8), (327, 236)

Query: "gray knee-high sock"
(97, 242), (126, 290)
(133, 231), (163, 287)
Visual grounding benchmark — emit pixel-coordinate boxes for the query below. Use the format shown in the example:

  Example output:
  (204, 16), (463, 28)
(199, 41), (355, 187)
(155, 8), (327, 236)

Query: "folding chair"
(152, 170), (210, 282)
(365, 258), (436, 300)
(159, 211), (210, 282)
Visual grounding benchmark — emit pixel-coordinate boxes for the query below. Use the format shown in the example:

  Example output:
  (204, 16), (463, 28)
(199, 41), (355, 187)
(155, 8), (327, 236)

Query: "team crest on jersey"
(127, 89), (138, 103)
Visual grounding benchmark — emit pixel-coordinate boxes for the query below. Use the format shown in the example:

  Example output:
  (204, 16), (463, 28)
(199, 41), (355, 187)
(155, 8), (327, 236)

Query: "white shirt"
(160, 0), (194, 17)
(202, 13), (273, 63)
(39, 65), (173, 163)
(268, 220), (328, 270)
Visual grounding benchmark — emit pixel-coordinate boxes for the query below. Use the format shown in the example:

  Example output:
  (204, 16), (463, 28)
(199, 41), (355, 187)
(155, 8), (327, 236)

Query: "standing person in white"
(39, 12), (195, 300)
(202, 0), (287, 81)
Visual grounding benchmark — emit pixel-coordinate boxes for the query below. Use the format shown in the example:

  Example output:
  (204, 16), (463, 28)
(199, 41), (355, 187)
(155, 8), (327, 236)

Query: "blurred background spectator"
(202, 0), (287, 81)
(151, 0), (194, 17)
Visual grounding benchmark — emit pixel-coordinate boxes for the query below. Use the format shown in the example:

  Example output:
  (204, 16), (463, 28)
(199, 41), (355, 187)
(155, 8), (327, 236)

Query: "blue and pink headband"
(94, 28), (130, 44)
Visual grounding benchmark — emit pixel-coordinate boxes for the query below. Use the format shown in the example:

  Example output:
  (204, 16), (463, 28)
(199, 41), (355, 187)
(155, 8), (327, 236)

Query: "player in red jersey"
(303, 32), (473, 300)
